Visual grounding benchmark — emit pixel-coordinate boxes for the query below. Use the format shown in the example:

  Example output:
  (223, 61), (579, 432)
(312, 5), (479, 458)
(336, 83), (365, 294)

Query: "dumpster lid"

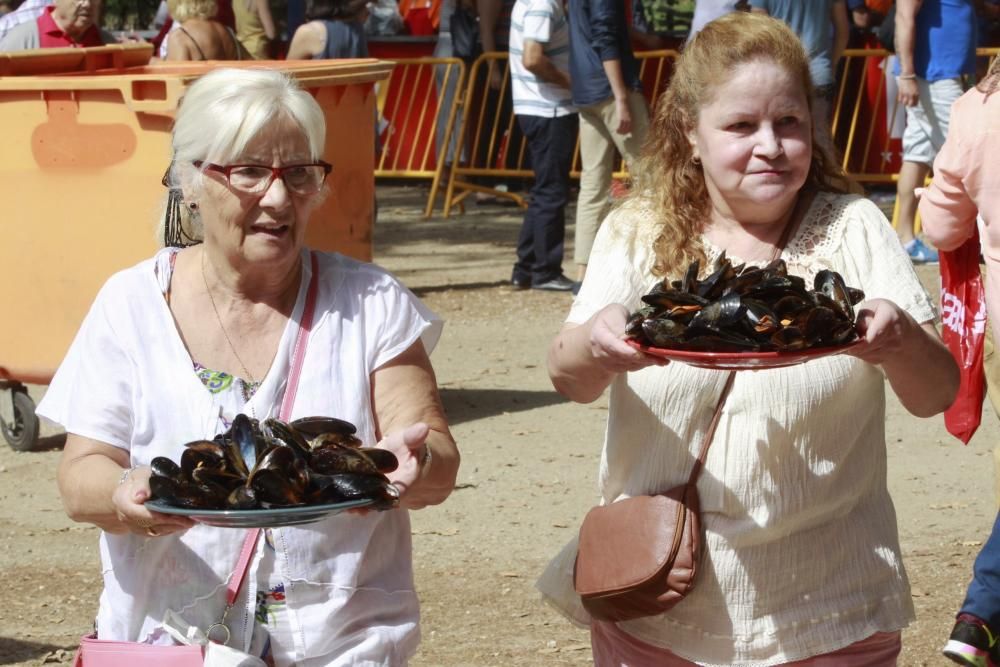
(0, 43), (153, 78)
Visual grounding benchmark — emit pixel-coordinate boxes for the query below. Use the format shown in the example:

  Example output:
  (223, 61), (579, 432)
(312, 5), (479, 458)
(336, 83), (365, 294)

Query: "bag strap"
(685, 371), (735, 487)
(279, 251), (321, 423)
(684, 193), (811, 488)
(212, 251), (321, 641)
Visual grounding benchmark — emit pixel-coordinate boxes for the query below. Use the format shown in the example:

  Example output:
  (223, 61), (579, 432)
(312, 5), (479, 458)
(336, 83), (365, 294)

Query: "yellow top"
(233, 0), (268, 60)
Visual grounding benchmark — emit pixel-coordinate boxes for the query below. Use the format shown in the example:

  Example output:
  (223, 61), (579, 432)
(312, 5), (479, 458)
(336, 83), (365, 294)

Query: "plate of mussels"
(144, 414), (401, 528)
(624, 254), (866, 371)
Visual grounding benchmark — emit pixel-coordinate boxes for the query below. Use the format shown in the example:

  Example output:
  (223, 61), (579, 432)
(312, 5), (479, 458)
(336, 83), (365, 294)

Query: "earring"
(188, 202), (199, 212)
(692, 155), (701, 166)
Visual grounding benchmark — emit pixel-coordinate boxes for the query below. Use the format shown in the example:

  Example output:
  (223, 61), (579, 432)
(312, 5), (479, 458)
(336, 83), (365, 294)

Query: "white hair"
(159, 68), (327, 245)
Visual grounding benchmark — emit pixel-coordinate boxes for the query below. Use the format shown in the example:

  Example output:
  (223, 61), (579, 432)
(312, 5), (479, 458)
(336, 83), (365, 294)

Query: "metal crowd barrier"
(437, 50), (679, 217)
(439, 52), (529, 217)
(372, 57), (466, 217)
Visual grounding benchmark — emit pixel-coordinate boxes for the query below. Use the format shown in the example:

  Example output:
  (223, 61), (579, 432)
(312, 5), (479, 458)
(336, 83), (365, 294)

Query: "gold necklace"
(201, 250), (258, 389)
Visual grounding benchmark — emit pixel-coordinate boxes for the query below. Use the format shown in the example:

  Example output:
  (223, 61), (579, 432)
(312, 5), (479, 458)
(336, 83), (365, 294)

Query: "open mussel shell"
(641, 318), (687, 348)
(695, 252), (739, 300)
(309, 432), (364, 450)
(150, 476), (219, 509)
(180, 441), (227, 478)
(150, 456), (182, 479)
(687, 292), (745, 332)
(310, 446), (399, 476)
(814, 269), (858, 321)
(149, 475), (181, 504)
(290, 416), (358, 439)
(226, 485), (258, 509)
(362, 448), (399, 473)
(232, 413), (268, 467)
(263, 418), (312, 457)
(250, 468), (306, 507)
(309, 472), (399, 509)
(191, 466), (245, 488)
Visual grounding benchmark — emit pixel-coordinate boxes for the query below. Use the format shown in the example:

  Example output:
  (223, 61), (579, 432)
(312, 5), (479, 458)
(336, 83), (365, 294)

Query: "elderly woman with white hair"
(39, 68), (459, 665)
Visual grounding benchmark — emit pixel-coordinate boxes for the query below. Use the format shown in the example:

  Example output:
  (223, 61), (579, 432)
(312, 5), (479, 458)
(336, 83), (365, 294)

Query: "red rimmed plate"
(627, 339), (863, 370)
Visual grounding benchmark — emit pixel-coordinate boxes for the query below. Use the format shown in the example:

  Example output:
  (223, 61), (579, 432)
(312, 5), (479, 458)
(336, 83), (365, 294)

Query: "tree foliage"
(101, 0), (161, 30)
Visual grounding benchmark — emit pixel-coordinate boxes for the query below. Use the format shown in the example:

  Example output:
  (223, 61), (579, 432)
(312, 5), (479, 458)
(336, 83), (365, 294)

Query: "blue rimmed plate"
(144, 498), (376, 528)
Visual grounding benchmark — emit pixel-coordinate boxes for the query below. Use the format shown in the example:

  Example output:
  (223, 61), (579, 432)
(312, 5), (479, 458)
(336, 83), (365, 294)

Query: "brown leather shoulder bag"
(573, 372), (733, 623)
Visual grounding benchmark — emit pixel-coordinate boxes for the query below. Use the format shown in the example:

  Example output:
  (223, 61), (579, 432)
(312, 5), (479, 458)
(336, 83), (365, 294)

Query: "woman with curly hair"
(539, 11), (958, 665)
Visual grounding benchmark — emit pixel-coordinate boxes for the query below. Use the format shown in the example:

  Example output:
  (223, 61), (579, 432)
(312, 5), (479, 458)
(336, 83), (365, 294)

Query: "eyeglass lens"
(229, 165), (328, 195)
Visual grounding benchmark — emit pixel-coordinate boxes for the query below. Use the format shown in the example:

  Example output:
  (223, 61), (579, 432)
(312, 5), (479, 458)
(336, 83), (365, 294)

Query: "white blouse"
(38, 248), (442, 666)
(537, 193), (937, 666)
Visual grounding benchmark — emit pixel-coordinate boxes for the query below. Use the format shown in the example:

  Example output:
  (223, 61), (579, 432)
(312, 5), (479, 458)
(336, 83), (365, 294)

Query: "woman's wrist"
(118, 465), (138, 486)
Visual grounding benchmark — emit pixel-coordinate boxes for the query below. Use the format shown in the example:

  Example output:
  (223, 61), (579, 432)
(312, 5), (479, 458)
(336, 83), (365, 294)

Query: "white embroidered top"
(38, 248), (442, 666)
(536, 192), (936, 665)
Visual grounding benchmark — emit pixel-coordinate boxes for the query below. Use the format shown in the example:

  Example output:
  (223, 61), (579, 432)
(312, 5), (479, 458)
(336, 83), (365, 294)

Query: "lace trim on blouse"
(701, 192), (849, 280)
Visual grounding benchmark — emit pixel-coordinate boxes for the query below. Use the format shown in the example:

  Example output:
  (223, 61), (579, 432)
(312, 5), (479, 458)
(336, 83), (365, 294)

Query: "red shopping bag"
(940, 231), (988, 444)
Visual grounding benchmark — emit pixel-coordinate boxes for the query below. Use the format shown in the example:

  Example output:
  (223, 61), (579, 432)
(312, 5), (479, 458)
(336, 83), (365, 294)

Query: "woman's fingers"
(589, 305), (666, 372)
(113, 466), (194, 536)
(380, 423), (431, 500)
(849, 300), (912, 363)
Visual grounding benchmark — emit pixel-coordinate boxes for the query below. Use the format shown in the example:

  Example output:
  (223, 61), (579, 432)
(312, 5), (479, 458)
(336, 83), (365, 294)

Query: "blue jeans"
(962, 510), (1000, 628)
(512, 113), (578, 285)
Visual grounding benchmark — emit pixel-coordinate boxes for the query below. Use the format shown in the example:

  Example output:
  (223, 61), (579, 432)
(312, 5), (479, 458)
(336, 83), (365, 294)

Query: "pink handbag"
(74, 637), (204, 667)
(74, 253), (321, 666)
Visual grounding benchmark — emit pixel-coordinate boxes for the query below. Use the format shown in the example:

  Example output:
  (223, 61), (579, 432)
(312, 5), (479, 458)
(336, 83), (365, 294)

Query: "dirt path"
(0, 184), (996, 666)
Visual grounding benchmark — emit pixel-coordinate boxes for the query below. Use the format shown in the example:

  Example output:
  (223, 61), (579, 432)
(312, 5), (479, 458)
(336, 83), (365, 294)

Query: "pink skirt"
(591, 620), (902, 666)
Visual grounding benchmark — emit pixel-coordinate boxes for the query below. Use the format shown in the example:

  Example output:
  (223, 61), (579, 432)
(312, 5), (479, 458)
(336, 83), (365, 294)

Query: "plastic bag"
(162, 610), (267, 667)
(940, 230), (987, 444)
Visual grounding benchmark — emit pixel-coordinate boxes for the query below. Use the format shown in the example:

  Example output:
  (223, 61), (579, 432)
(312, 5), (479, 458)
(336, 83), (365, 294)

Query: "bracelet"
(118, 465), (138, 485)
(897, 73), (917, 80)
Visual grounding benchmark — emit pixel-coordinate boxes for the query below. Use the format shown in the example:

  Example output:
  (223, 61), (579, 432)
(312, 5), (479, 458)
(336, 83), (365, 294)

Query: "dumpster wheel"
(1, 390), (39, 452)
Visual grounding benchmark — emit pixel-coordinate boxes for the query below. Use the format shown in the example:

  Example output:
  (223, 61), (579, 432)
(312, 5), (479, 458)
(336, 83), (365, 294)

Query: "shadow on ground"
(410, 280), (510, 296)
(30, 432), (67, 453)
(0, 637), (74, 664)
(376, 186), (524, 250)
(440, 388), (566, 425)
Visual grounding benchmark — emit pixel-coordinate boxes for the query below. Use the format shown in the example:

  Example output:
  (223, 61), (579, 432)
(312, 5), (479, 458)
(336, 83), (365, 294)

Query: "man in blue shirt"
(893, 0), (976, 263)
(568, 0), (650, 284)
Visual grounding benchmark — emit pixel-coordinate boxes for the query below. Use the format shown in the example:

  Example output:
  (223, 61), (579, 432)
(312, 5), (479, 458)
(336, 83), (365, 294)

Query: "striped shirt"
(0, 0), (50, 42)
(509, 0), (574, 117)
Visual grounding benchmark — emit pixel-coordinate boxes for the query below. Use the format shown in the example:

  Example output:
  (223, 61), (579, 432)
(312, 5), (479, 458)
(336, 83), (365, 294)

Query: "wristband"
(897, 73), (917, 80)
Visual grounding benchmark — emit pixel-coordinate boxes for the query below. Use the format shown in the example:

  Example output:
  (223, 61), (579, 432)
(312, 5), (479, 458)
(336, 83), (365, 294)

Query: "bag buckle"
(206, 603), (233, 645)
